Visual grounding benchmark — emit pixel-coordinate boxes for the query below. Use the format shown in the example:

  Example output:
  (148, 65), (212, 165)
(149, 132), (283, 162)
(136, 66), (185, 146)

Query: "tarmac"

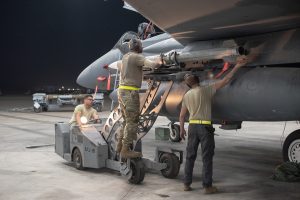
(0, 95), (299, 200)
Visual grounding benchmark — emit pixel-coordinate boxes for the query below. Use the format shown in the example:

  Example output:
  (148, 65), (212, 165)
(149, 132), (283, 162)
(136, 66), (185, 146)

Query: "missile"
(108, 47), (247, 72)
(160, 47), (247, 68)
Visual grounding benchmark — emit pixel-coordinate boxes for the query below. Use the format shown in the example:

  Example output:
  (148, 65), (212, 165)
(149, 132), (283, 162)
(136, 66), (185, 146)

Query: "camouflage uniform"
(118, 52), (158, 147)
(118, 89), (139, 146)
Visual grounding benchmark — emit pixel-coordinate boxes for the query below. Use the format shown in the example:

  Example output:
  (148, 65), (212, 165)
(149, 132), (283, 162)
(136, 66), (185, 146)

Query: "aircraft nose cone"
(77, 49), (121, 89)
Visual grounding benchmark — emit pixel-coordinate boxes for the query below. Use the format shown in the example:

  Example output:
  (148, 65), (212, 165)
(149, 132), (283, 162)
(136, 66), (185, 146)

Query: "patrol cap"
(129, 38), (143, 53)
(184, 74), (199, 87)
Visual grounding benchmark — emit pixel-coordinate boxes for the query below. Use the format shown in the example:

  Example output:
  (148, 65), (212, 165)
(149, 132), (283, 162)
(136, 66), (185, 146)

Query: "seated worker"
(69, 94), (99, 127)
(179, 57), (247, 194)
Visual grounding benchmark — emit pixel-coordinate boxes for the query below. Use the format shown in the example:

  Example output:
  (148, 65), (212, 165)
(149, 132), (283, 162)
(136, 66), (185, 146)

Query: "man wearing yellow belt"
(179, 57), (247, 194)
(117, 38), (161, 159)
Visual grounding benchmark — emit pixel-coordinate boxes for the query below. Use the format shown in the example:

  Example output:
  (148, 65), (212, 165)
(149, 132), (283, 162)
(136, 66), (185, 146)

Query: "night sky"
(0, 0), (145, 93)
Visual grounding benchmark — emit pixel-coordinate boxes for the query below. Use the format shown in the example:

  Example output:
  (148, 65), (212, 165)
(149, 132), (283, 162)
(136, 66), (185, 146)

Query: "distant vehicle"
(32, 93), (48, 112)
(32, 93), (104, 113)
(93, 93), (104, 112)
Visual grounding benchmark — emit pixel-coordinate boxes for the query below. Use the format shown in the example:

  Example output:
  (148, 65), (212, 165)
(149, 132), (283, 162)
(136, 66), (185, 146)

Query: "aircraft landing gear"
(169, 123), (181, 142)
(283, 129), (300, 163)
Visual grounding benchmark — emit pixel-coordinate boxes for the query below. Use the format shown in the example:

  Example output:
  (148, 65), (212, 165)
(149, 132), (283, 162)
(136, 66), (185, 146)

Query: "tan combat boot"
(120, 144), (142, 159)
(204, 186), (218, 194)
(183, 184), (192, 191)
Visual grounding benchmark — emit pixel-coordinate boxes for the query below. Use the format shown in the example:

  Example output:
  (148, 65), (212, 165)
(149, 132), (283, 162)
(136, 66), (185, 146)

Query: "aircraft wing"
(125, 0), (300, 45)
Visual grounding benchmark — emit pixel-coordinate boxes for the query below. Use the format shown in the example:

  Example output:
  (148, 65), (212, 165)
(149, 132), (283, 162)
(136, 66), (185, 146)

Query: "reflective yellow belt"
(119, 85), (140, 91)
(189, 120), (212, 125)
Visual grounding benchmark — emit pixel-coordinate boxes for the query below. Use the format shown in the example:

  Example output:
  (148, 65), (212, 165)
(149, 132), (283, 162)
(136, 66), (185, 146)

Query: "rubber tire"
(128, 159), (145, 184)
(169, 124), (182, 142)
(159, 153), (180, 179)
(33, 107), (42, 113)
(94, 104), (102, 112)
(73, 148), (84, 170)
(283, 130), (300, 162)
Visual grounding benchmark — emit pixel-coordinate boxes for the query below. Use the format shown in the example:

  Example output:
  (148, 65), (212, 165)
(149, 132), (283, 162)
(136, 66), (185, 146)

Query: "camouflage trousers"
(117, 89), (140, 146)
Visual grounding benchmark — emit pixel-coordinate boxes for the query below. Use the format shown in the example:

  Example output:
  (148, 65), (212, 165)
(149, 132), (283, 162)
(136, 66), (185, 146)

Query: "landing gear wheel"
(73, 148), (84, 170)
(169, 124), (181, 142)
(128, 159), (145, 184)
(159, 153), (180, 178)
(283, 130), (300, 163)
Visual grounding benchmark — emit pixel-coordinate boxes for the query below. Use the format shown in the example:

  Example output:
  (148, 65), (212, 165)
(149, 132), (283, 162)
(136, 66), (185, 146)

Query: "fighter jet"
(77, 0), (300, 163)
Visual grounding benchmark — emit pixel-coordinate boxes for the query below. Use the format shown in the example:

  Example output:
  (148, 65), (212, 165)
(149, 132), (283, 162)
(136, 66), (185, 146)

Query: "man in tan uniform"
(70, 94), (99, 127)
(179, 57), (247, 194)
(117, 38), (161, 159)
